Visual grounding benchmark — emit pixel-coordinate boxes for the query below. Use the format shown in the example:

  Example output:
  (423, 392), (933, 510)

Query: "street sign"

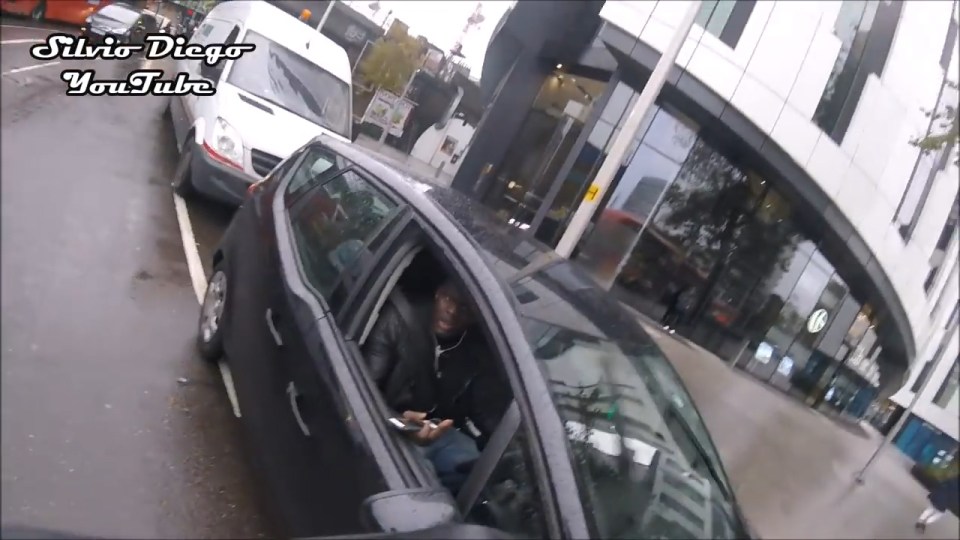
(807, 308), (829, 333)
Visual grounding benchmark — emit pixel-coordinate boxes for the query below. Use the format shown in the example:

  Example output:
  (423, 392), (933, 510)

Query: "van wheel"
(198, 264), (227, 361)
(31, 1), (46, 20)
(173, 143), (196, 197)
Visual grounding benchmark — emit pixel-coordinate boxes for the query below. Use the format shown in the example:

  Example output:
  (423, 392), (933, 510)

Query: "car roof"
(317, 136), (657, 353)
(206, 0), (352, 85)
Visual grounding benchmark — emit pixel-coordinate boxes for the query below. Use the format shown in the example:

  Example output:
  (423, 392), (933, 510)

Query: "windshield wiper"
(665, 403), (753, 536)
(666, 402), (732, 499)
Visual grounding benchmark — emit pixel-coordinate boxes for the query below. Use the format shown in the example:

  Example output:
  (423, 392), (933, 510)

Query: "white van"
(167, 0), (353, 206)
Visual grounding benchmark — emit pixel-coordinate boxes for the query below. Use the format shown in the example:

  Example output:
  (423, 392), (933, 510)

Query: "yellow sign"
(584, 184), (600, 202)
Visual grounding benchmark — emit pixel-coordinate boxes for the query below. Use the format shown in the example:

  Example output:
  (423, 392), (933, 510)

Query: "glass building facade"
(478, 72), (887, 419)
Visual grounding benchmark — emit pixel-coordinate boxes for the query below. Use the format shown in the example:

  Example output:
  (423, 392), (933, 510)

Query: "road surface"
(0, 22), (269, 538)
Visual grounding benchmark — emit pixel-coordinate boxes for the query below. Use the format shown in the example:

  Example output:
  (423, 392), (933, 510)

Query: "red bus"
(1, 0), (117, 27)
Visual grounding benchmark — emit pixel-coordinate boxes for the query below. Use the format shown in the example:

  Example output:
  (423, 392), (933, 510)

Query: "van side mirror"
(360, 488), (458, 533)
(199, 62), (222, 85)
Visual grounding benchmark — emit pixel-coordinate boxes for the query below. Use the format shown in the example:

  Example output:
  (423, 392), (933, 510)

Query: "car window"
(465, 428), (546, 538)
(96, 4), (140, 25)
(286, 147), (340, 205)
(266, 147), (305, 184)
(287, 170), (401, 304)
(140, 15), (157, 32)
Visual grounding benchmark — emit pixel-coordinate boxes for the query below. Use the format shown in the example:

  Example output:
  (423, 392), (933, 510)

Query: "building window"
(695, 0), (756, 48)
(895, 13), (959, 241)
(922, 196), (959, 293)
(814, 0), (903, 143)
(933, 359), (959, 408)
(946, 302), (960, 331)
(941, 16), (958, 71)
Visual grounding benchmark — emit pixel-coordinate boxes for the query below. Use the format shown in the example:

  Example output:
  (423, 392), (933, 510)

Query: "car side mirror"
(359, 488), (458, 533)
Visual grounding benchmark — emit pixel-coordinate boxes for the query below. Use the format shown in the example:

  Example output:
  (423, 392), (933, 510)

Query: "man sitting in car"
(362, 279), (510, 496)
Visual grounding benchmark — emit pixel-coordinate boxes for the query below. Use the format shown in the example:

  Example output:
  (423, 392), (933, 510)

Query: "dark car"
(80, 3), (157, 44)
(193, 135), (756, 540)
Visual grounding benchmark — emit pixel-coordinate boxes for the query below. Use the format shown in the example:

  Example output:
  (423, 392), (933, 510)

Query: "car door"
(251, 145), (416, 536)
(214, 147), (314, 532)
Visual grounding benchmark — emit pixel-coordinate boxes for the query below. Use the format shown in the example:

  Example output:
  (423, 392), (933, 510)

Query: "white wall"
(891, 304), (959, 440)
(411, 118), (476, 178)
(598, 0), (960, 364)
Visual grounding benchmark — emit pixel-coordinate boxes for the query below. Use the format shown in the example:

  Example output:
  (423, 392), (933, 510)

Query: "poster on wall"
(440, 136), (458, 156)
(755, 342), (774, 365)
(777, 356), (794, 376)
(361, 88), (415, 138)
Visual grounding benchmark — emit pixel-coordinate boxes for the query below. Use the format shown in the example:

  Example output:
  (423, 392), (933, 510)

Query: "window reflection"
(553, 76), (889, 421)
(515, 309), (744, 539)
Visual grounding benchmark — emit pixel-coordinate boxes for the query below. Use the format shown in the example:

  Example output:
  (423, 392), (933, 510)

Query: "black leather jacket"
(362, 297), (508, 445)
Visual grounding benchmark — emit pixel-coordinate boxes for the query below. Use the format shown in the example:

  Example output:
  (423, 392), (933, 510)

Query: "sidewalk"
(630, 311), (959, 539)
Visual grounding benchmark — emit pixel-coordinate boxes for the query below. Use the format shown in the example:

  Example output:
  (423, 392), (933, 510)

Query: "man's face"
(433, 284), (471, 337)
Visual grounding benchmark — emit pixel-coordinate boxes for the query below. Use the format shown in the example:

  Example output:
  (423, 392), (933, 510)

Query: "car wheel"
(172, 142), (196, 197)
(30, 1), (45, 20)
(197, 265), (227, 361)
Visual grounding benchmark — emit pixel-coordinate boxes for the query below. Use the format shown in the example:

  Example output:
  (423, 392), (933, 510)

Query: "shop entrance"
(480, 67), (608, 242)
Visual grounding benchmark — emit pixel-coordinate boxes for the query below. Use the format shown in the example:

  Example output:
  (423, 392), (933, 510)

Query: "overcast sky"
(345, 0), (513, 79)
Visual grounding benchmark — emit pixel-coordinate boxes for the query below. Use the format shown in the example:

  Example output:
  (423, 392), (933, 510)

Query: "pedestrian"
(915, 470), (959, 533)
(661, 284), (686, 334)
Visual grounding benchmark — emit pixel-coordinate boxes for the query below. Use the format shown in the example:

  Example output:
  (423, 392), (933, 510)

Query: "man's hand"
(402, 410), (454, 446)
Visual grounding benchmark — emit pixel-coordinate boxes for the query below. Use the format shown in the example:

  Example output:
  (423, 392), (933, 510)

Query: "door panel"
(265, 277), (388, 536)
(218, 200), (305, 530)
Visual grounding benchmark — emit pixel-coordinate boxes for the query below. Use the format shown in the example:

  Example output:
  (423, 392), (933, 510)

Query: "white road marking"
(0, 38), (43, 44)
(218, 361), (242, 419)
(172, 193), (207, 304)
(0, 24), (58, 32)
(3, 60), (60, 75)
(172, 192), (242, 419)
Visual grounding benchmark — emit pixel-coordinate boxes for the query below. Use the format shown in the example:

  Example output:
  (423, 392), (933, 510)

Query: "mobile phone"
(388, 417), (427, 433)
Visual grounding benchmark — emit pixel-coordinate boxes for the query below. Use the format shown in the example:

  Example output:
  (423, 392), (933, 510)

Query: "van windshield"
(227, 30), (351, 138)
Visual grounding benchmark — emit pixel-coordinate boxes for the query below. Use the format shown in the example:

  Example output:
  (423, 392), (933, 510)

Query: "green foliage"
(911, 79), (959, 166)
(356, 27), (423, 95)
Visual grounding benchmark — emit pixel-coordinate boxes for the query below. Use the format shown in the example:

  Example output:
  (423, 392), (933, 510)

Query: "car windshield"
(226, 30), (351, 138)
(96, 5), (140, 25)
(412, 181), (747, 537)
(507, 263), (744, 539)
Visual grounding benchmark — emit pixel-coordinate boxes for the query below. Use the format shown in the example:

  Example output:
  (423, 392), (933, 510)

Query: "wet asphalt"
(0, 22), (270, 538)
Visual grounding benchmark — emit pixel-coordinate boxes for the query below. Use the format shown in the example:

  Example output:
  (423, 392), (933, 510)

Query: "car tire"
(173, 142), (196, 197)
(197, 264), (228, 362)
(30, 1), (45, 20)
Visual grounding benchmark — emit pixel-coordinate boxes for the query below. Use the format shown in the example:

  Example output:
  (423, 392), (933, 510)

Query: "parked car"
(167, 0), (353, 208)
(79, 2), (157, 44)
(191, 134), (756, 539)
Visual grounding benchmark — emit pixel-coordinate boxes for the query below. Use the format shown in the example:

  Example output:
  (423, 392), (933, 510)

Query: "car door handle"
(286, 381), (311, 437)
(265, 308), (284, 347)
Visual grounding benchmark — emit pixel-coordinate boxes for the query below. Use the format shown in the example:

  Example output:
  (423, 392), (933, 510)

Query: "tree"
(356, 26), (423, 95)
(911, 78), (959, 166)
(646, 140), (800, 326)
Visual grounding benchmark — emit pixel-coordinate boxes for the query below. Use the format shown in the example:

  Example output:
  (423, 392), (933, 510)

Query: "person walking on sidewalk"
(915, 470), (959, 533)
(660, 284), (687, 334)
